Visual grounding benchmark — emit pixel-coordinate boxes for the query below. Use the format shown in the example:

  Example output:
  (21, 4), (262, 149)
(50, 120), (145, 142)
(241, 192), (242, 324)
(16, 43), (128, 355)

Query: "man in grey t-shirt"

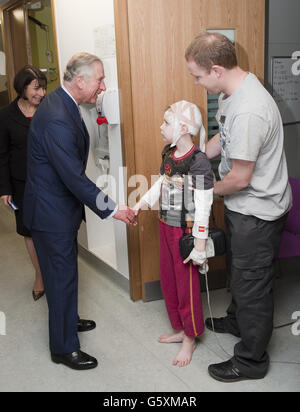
(186, 33), (292, 382)
(217, 72), (291, 221)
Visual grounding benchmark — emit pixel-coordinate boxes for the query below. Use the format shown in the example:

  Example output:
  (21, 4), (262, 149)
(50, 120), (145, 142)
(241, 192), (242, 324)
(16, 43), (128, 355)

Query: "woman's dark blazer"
(0, 99), (31, 196)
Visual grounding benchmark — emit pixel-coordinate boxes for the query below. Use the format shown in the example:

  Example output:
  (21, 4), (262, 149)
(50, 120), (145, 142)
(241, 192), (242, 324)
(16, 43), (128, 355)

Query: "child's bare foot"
(158, 330), (185, 343)
(172, 335), (196, 367)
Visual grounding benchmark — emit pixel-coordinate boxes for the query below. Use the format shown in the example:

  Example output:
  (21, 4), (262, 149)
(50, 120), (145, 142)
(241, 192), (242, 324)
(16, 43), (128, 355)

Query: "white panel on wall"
(53, 0), (130, 279)
(53, 0), (115, 80)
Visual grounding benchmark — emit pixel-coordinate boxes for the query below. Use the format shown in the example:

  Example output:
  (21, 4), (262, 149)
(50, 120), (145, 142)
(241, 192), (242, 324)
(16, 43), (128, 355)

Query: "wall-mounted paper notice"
(272, 57), (300, 125)
(0, 51), (6, 75)
(94, 24), (116, 59)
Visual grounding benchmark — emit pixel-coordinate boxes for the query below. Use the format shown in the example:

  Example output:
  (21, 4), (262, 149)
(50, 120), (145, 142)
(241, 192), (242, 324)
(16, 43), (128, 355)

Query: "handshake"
(113, 201), (145, 226)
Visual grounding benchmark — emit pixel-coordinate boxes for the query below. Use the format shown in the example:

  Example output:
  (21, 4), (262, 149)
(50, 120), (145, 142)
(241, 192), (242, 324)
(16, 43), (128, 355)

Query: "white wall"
(53, 0), (129, 279)
(53, 0), (115, 81)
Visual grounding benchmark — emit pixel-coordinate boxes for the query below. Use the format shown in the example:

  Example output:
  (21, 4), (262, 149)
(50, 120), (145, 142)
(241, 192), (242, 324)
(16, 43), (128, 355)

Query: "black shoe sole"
(51, 357), (98, 370)
(208, 368), (251, 383)
(208, 367), (264, 383)
(78, 325), (96, 332)
(205, 321), (241, 338)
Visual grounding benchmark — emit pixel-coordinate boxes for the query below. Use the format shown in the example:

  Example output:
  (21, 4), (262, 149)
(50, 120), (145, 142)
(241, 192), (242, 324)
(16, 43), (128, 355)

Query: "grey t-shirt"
(216, 73), (292, 221)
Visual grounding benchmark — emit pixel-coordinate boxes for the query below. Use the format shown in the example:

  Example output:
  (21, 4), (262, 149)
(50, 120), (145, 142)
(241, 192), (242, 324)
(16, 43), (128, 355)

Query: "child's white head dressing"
(165, 100), (206, 152)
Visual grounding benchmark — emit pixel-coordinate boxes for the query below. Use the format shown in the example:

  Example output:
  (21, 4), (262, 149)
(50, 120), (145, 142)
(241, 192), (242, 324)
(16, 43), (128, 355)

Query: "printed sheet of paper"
(272, 57), (300, 125)
(94, 24), (116, 59)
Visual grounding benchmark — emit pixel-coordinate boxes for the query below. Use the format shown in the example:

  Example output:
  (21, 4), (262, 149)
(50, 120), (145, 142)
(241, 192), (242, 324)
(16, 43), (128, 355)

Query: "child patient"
(134, 101), (214, 367)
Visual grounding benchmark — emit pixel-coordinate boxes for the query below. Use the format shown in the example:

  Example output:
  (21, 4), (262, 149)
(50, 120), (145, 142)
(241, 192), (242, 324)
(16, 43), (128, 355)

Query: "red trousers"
(159, 220), (205, 337)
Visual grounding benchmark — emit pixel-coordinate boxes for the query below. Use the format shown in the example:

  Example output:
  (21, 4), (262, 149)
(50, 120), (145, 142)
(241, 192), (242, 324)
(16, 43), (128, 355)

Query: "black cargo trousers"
(223, 208), (287, 379)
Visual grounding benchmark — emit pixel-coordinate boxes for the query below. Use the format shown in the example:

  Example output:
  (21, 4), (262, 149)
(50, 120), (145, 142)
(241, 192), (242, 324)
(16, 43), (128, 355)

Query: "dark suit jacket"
(23, 87), (117, 233)
(0, 99), (31, 196)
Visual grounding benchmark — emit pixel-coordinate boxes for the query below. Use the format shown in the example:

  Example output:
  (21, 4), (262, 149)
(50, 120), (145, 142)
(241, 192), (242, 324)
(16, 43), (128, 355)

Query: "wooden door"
(1, 0), (60, 101)
(1, 0), (29, 100)
(9, 5), (28, 72)
(115, 0), (266, 301)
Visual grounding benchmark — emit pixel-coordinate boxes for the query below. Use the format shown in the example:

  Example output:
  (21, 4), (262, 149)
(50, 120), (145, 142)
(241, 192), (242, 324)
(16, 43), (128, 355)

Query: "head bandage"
(166, 100), (206, 152)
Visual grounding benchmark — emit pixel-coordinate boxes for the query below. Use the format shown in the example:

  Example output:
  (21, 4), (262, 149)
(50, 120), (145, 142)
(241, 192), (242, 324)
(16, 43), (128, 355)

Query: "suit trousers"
(31, 230), (80, 354)
(223, 208), (287, 378)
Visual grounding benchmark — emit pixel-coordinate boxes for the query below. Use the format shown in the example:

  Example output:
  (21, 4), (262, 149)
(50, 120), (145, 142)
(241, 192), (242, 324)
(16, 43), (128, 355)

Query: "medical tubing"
(202, 266), (232, 360)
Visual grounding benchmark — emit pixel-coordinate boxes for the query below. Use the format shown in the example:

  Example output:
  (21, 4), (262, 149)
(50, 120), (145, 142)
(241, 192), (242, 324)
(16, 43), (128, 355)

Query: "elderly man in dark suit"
(23, 53), (136, 370)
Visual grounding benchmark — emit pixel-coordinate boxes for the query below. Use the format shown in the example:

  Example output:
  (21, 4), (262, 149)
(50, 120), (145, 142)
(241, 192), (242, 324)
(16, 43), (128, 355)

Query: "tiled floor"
(0, 202), (299, 392)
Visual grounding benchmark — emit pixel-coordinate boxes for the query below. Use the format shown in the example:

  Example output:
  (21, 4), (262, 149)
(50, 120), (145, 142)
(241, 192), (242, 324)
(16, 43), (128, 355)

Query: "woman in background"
(0, 65), (47, 301)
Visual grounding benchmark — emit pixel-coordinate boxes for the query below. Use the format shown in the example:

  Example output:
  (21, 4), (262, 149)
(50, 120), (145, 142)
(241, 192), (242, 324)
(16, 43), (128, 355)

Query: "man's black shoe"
(205, 317), (240, 337)
(51, 350), (98, 370)
(78, 319), (96, 332)
(208, 360), (260, 383)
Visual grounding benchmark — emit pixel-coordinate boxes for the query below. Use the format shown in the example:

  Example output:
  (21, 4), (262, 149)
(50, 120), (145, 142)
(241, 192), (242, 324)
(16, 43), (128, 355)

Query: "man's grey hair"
(63, 53), (103, 82)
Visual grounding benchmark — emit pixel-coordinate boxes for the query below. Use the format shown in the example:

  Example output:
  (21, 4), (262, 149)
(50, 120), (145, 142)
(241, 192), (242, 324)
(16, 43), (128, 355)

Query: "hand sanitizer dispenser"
(96, 89), (120, 125)
(95, 89), (121, 174)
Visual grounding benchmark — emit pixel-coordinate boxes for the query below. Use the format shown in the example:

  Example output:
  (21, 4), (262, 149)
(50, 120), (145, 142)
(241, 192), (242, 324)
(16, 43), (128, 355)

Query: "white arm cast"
(192, 188), (214, 239)
(141, 175), (164, 208)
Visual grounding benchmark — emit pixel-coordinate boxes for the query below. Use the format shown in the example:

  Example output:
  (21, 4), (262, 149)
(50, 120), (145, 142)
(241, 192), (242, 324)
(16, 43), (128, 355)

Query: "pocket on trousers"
(242, 269), (265, 281)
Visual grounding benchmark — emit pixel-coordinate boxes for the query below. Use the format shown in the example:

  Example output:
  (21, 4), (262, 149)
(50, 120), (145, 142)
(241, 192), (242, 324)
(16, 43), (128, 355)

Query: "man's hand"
(214, 159), (255, 196)
(113, 205), (137, 226)
(1, 195), (12, 207)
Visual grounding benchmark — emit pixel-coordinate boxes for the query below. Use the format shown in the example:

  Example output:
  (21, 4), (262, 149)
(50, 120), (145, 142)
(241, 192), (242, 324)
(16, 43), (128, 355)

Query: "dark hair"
(185, 32), (238, 72)
(13, 65), (47, 99)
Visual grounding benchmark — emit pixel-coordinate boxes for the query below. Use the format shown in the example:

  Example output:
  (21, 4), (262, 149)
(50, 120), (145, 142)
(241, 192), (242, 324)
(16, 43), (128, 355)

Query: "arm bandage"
(141, 175), (164, 208)
(188, 249), (209, 273)
(192, 188), (214, 239)
(189, 249), (206, 265)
